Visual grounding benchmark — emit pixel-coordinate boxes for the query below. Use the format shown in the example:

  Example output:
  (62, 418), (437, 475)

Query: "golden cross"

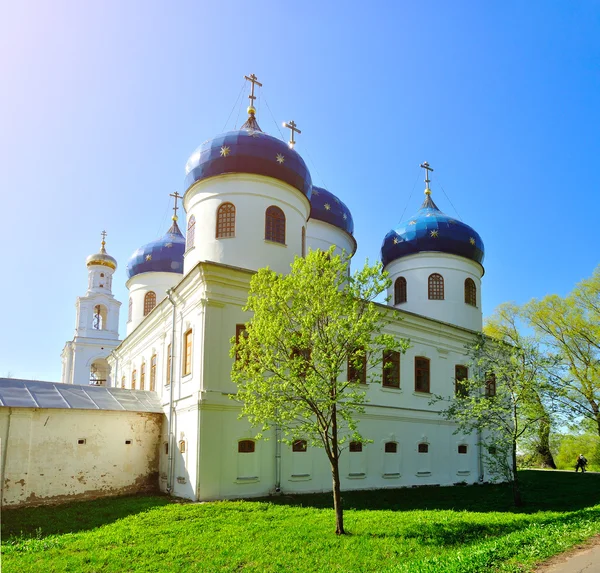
(420, 161), (434, 190)
(284, 120), (301, 149)
(169, 191), (182, 221)
(100, 230), (107, 249)
(244, 73), (262, 110)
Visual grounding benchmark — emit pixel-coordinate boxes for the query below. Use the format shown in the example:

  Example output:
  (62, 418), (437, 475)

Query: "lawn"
(2, 470), (600, 572)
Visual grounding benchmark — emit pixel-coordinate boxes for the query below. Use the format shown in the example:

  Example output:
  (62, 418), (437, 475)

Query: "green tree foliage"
(230, 248), (409, 534)
(553, 432), (600, 471)
(524, 266), (600, 436)
(436, 303), (554, 506)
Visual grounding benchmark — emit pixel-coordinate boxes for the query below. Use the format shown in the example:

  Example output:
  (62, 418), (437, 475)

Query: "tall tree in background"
(231, 248), (409, 534)
(436, 304), (554, 506)
(524, 266), (600, 436)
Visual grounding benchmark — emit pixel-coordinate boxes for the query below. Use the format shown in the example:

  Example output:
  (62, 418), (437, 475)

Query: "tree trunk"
(331, 457), (344, 535)
(329, 402), (345, 535)
(535, 414), (556, 468)
(511, 441), (523, 506)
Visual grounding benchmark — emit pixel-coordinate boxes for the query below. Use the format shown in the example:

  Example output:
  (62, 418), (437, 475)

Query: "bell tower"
(61, 232), (122, 386)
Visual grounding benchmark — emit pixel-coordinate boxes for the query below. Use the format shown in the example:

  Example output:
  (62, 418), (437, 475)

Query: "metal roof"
(0, 379), (164, 413)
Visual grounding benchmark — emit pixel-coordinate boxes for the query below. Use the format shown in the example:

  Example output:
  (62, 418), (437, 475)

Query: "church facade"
(60, 76), (488, 502)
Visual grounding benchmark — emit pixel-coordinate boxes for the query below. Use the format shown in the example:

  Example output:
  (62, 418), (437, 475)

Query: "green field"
(3, 471), (600, 572)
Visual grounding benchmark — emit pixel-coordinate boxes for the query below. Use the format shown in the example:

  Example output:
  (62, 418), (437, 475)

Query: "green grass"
(3, 471), (600, 572)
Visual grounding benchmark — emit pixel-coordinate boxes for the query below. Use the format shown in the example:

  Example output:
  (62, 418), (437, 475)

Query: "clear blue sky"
(1, 0), (598, 381)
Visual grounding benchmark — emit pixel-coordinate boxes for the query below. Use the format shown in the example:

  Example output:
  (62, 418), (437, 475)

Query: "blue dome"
(381, 194), (484, 268)
(309, 187), (354, 235)
(184, 128), (312, 198)
(126, 221), (186, 280)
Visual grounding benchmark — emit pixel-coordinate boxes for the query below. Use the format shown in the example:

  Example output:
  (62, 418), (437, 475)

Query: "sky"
(1, 0), (599, 381)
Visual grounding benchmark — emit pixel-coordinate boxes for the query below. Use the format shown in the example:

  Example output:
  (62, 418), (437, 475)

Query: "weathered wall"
(0, 407), (163, 508)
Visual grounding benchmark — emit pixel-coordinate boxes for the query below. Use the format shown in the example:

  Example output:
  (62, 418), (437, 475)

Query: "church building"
(56, 74), (487, 503)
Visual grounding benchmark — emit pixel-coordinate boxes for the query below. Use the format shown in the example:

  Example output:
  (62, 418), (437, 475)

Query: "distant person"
(575, 454), (588, 472)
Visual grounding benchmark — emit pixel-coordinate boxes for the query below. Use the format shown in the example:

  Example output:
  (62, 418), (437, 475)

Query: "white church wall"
(183, 174), (311, 276)
(385, 252), (483, 331)
(0, 408), (161, 508)
(305, 219), (356, 259)
(126, 272), (181, 335)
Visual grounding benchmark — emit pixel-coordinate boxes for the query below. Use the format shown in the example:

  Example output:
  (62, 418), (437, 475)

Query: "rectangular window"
(486, 372), (497, 397)
(131, 370), (136, 390)
(384, 442), (397, 453)
(455, 365), (468, 397)
(383, 350), (400, 388)
(140, 362), (146, 390)
(418, 443), (429, 453)
(166, 344), (172, 385)
(348, 348), (367, 384)
(238, 440), (255, 453)
(414, 357), (430, 393)
(150, 354), (157, 391)
(235, 324), (247, 361)
(458, 445), (468, 454)
(183, 329), (192, 376)
(349, 442), (363, 452)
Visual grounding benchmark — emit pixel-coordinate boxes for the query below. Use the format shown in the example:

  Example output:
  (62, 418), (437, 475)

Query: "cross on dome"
(169, 191), (182, 221)
(244, 73), (262, 114)
(284, 120), (301, 149)
(420, 161), (434, 195)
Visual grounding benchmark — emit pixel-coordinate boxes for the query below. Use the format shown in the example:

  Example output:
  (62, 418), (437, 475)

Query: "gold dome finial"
(169, 191), (182, 222)
(420, 161), (434, 194)
(86, 230), (117, 270)
(100, 230), (107, 252)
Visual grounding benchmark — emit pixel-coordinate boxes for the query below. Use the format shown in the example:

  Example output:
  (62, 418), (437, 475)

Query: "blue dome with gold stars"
(184, 125), (312, 198)
(309, 186), (354, 235)
(381, 193), (484, 269)
(126, 221), (186, 280)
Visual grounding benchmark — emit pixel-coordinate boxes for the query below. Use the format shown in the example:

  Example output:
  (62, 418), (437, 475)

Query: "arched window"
(121, 376), (125, 389)
(238, 440), (255, 453)
(128, 298), (133, 322)
(92, 304), (107, 330)
(292, 440), (307, 452)
(216, 202), (236, 238)
(394, 277), (407, 304)
(140, 362), (146, 390)
(150, 354), (157, 391)
(301, 226), (306, 257)
(385, 442), (398, 453)
(415, 356), (430, 393)
(131, 370), (137, 390)
(348, 347), (366, 384)
(485, 372), (497, 397)
(464, 278), (477, 306)
(144, 291), (156, 316)
(265, 206), (286, 244)
(187, 215), (196, 249)
(428, 273), (444, 300)
(183, 329), (192, 376)
(349, 442), (363, 452)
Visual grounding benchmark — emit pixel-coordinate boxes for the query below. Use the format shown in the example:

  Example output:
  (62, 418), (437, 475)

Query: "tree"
(230, 248), (409, 534)
(436, 303), (554, 506)
(524, 266), (600, 436)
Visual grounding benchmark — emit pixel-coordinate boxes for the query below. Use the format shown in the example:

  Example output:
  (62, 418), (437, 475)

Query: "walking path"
(535, 535), (600, 572)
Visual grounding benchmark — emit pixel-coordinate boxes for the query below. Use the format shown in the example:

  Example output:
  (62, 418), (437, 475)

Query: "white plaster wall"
(306, 219), (356, 260)
(0, 408), (162, 507)
(183, 174), (311, 276)
(126, 272), (181, 335)
(385, 253), (483, 331)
